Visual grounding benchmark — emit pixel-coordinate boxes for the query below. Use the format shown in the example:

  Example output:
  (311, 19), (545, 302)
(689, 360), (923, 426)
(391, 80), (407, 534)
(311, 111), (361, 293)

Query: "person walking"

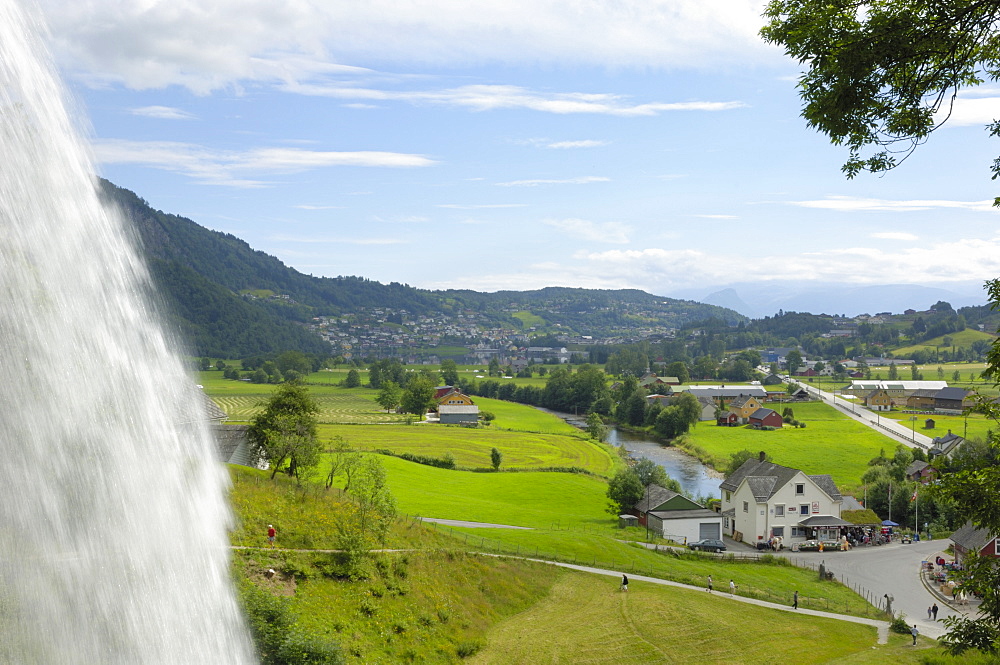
(706, 575), (713, 593)
(792, 590), (798, 610)
(267, 524), (276, 548)
(932, 603), (939, 620)
(911, 624), (919, 646)
(621, 574), (628, 592)
(729, 579), (736, 596)
(927, 606), (933, 620)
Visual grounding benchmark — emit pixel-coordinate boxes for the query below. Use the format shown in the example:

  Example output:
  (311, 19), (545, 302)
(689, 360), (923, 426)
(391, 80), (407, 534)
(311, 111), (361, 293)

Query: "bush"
(456, 640), (484, 658)
(276, 632), (345, 664)
(890, 613), (911, 634)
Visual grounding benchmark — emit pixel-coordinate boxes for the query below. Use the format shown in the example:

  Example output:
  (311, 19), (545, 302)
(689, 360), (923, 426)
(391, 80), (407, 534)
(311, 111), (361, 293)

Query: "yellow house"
(437, 391), (475, 407)
(865, 389), (892, 412)
(728, 395), (763, 423)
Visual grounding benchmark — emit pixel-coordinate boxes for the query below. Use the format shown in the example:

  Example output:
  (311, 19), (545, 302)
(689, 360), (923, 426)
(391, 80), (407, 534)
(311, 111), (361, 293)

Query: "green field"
(214, 391), (410, 424)
(373, 455), (611, 528)
(681, 401), (896, 488)
(317, 424), (616, 474)
(892, 329), (995, 356)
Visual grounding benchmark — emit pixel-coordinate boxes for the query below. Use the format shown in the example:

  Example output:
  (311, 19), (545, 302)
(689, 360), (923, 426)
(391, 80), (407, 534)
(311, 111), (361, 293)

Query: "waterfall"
(0, 1), (256, 661)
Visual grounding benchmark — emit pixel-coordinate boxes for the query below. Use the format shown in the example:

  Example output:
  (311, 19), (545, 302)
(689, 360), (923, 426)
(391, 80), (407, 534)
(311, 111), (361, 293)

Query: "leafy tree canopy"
(762, 0), (1000, 183)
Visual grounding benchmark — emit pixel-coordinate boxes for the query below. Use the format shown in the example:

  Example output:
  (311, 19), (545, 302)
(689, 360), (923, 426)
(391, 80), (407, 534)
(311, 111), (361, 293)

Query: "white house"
(632, 484), (723, 544)
(720, 453), (845, 546)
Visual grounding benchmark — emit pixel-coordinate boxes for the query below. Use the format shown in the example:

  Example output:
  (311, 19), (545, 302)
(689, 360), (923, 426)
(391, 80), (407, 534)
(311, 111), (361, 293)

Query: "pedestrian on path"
(911, 624), (919, 646)
(706, 575), (713, 593)
(792, 590), (798, 610)
(267, 524), (276, 548)
(927, 606), (932, 620)
(729, 579), (736, 596)
(932, 603), (939, 620)
(621, 575), (628, 592)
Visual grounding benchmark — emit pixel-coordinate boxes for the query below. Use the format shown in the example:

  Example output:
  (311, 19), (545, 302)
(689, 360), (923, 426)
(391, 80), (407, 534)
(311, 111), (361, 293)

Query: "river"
(606, 428), (723, 500)
(546, 408), (722, 500)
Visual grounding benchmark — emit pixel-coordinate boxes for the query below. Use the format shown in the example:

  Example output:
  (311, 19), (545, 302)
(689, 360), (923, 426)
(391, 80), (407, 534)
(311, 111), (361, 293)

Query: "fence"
(407, 515), (888, 618)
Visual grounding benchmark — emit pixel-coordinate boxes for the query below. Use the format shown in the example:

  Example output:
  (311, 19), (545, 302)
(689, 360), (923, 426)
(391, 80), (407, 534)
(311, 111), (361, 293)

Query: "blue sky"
(36, 0), (1000, 303)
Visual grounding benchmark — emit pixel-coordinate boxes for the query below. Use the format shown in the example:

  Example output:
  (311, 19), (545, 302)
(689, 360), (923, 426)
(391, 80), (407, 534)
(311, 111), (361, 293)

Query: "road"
(788, 378), (933, 449)
(783, 538), (965, 638)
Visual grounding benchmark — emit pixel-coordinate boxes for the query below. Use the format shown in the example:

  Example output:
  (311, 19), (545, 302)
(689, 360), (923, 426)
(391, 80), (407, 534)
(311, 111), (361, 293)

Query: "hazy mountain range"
(673, 282), (989, 319)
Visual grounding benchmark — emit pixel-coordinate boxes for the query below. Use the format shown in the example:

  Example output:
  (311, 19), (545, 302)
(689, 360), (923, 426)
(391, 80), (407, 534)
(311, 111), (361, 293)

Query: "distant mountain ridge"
(102, 180), (743, 358)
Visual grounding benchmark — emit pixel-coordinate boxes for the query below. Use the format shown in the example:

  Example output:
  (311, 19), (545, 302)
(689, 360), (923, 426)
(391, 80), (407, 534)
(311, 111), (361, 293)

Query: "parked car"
(688, 539), (727, 553)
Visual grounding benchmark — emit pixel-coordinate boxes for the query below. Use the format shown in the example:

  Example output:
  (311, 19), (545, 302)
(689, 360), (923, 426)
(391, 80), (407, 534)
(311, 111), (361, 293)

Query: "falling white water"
(0, 1), (257, 662)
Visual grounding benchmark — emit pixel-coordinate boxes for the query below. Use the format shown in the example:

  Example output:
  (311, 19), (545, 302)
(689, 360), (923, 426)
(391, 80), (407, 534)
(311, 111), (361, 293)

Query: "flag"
(911, 489), (918, 502)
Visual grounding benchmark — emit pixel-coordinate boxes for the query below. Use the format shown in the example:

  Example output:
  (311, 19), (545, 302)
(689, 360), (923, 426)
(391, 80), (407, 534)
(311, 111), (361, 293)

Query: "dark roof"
(841, 496), (864, 511)
(905, 460), (929, 476)
(808, 475), (842, 502)
(935, 387), (970, 401)
(798, 515), (852, 527)
(730, 395), (757, 409)
(749, 408), (778, 420)
(951, 522), (996, 552)
(720, 457), (842, 503)
(686, 387), (768, 399)
(634, 484), (680, 513)
(649, 508), (721, 521)
(908, 389), (939, 399)
(213, 424), (250, 463)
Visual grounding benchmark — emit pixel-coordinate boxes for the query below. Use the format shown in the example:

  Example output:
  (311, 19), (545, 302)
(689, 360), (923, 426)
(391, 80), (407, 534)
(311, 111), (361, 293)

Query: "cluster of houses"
(837, 381), (975, 413)
(641, 378), (800, 430)
(629, 452), (853, 547)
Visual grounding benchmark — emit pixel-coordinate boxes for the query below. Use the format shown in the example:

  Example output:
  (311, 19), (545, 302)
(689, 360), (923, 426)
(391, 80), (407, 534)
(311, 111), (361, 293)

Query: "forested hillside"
(98, 179), (744, 358)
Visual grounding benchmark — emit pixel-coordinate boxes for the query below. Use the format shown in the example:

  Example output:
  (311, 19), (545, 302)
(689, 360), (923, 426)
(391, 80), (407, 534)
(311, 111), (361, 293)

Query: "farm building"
(632, 484), (722, 544)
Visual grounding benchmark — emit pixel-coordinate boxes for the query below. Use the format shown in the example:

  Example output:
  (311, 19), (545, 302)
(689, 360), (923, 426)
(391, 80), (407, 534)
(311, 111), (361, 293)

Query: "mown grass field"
(213, 390), (410, 424)
(468, 572), (900, 665)
(317, 424), (616, 474)
(372, 455), (611, 529)
(230, 466), (935, 664)
(680, 401), (895, 487)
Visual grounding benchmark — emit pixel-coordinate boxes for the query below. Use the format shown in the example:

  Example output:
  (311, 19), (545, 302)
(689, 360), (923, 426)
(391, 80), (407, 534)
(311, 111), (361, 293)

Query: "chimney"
(759, 451), (766, 462)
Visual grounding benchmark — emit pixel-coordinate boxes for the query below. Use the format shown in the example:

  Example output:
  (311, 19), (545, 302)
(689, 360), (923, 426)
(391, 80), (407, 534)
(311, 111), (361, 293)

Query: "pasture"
(681, 401), (895, 487)
(319, 424), (614, 474)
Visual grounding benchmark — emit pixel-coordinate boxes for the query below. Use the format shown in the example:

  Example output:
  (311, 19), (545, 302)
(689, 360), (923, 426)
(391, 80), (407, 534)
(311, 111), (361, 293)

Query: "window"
(795, 483), (805, 495)
(800, 505), (809, 516)
(791, 527), (805, 537)
(725, 491), (731, 502)
(775, 504), (785, 517)
(743, 501), (748, 513)
(772, 527), (784, 537)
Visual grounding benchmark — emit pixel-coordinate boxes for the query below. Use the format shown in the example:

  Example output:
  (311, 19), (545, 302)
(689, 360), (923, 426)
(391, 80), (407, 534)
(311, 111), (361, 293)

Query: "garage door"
(699, 522), (720, 540)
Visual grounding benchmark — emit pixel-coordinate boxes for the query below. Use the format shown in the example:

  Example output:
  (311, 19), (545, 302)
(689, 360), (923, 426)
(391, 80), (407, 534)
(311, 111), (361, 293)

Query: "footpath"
(481, 553), (891, 644)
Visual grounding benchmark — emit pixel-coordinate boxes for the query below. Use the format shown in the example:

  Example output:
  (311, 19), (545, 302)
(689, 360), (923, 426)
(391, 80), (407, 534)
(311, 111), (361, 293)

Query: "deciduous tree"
(247, 382), (321, 480)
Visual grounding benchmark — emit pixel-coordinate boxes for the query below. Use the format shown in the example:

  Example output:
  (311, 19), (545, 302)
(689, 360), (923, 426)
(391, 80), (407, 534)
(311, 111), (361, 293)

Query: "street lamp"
(909, 415), (917, 444)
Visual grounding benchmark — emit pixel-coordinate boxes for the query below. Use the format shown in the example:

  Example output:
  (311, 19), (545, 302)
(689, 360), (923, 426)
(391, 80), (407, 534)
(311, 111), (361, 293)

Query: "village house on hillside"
(951, 522), (1000, 566)
(631, 484), (723, 544)
(432, 386), (480, 425)
(720, 453), (845, 546)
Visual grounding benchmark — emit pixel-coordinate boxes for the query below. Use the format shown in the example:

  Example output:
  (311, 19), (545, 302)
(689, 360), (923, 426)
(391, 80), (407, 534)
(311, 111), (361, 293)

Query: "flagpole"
(888, 482), (892, 524)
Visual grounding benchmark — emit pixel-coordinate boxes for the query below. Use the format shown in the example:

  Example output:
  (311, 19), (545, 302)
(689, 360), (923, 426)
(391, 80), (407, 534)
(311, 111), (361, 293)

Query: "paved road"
(789, 379), (933, 449)
(782, 538), (962, 638)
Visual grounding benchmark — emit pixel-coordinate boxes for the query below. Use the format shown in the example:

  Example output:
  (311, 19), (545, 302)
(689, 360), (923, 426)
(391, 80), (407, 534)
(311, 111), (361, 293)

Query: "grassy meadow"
(679, 401), (895, 488)
(228, 466), (958, 664)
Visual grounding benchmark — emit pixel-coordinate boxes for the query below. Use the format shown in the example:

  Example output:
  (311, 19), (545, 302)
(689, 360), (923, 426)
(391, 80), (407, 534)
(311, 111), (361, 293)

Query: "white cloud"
(436, 203), (527, 209)
(284, 82), (747, 116)
(496, 176), (610, 187)
(940, 92), (1000, 126)
(93, 139), (436, 187)
(42, 1), (778, 92)
(786, 195), (998, 212)
(546, 140), (609, 149)
(870, 231), (919, 241)
(545, 218), (631, 244)
(693, 214), (738, 219)
(129, 105), (196, 120)
(443, 236), (1000, 293)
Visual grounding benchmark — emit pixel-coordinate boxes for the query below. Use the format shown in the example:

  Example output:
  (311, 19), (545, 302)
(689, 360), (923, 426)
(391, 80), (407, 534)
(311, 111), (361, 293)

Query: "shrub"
(456, 640), (484, 658)
(890, 613), (911, 634)
(276, 632), (345, 665)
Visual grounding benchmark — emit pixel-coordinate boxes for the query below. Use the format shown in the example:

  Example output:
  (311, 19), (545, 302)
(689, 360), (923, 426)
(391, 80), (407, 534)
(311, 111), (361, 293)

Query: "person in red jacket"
(267, 524), (276, 548)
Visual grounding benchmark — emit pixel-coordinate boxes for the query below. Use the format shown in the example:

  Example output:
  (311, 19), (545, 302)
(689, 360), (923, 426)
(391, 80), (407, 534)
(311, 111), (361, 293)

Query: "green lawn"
(317, 424), (616, 475)
(213, 391), (410, 424)
(681, 401), (897, 487)
(473, 397), (580, 435)
(371, 455), (611, 529)
(892, 329), (995, 356)
(469, 572), (892, 665)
